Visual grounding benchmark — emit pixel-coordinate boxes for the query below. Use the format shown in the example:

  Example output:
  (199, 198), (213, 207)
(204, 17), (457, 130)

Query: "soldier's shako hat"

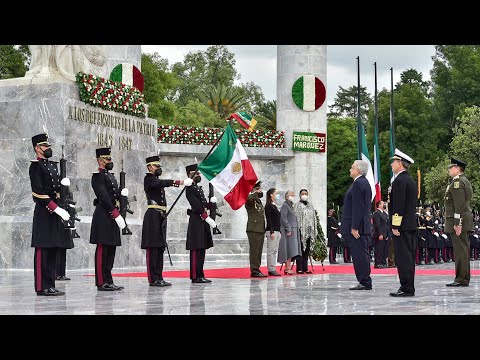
(96, 147), (112, 158)
(448, 157), (467, 169)
(186, 164), (198, 174)
(390, 148), (414, 164)
(253, 181), (262, 189)
(146, 155), (161, 166)
(31, 133), (51, 147)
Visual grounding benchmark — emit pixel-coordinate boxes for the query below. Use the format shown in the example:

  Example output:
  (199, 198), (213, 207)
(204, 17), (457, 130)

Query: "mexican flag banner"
(198, 123), (258, 210)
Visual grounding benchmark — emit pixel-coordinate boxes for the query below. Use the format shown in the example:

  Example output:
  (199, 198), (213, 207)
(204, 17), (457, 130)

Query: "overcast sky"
(142, 45), (436, 109)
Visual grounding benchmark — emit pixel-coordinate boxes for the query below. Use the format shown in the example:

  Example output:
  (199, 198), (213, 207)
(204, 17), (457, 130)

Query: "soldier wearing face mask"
(141, 155), (194, 287)
(29, 133), (71, 296)
(246, 181), (267, 277)
(185, 164), (216, 283)
(90, 147), (126, 291)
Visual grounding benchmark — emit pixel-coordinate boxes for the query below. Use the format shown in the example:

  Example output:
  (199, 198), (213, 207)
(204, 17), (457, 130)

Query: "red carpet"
(86, 265), (480, 279)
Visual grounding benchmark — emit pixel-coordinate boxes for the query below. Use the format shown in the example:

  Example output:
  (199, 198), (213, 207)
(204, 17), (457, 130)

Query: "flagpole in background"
(373, 62), (381, 202)
(356, 56), (362, 159)
(389, 67), (396, 181)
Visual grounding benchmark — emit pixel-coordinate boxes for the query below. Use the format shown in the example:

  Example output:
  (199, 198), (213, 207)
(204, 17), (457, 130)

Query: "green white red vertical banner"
(359, 123), (376, 202)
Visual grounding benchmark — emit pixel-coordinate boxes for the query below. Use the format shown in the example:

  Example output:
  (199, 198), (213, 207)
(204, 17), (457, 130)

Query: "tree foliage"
(0, 45), (30, 79)
(430, 45), (480, 137)
(141, 52), (179, 122)
(425, 106), (480, 209)
(328, 85), (372, 124)
(171, 99), (224, 128)
(327, 117), (357, 207)
(172, 45), (238, 106)
(255, 100), (276, 130)
(197, 83), (247, 119)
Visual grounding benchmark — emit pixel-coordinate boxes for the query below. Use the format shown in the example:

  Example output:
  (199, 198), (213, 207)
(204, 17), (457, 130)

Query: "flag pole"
(356, 56), (362, 159)
(373, 62), (381, 202)
(389, 67), (395, 180)
(163, 121), (232, 220)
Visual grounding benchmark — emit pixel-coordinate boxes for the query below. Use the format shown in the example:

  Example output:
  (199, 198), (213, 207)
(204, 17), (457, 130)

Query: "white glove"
(205, 216), (217, 228)
(433, 232), (439, 237)
(115, 215), (127, 230)
(60, 177), (70, 186)
(435, 220), (439, 224)
(210, 196), (218, 203)
(183, 178), (193, 187)
(54, 206), (70, 221)
(121, 188), (129, 197)
(337, 233), (342, 238)
(442, 234), (448, 239)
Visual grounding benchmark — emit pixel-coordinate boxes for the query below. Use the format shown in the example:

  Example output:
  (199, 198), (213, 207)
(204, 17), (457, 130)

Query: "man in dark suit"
(373, 200), (389, 268)
(341, 160), (373, 290)
(388, 149), (417, 297)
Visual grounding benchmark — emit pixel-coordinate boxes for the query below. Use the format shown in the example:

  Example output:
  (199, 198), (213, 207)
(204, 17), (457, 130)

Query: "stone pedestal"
(0, 81), (157, 269)
(277, 45), (328, 231)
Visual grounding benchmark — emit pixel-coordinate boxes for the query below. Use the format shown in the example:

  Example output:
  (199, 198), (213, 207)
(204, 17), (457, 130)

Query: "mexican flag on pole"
(373, 121), (382, 202)
(198, 123), (258, 210)
(359, 123), (376, 202)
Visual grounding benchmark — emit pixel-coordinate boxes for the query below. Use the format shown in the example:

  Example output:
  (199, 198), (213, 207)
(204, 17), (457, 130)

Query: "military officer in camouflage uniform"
(141, 155), (193, 286)
(445, 157), (473, 287)
(29, 133), (71, 296)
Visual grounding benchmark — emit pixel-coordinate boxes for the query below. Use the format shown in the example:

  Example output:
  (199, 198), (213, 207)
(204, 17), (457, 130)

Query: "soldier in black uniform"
(141, 155), (193, 286)
(29, 133), (71, 296)
(185, 164), (216, 283)
(388, 149), (417, 297)
(90, 147), (127, 291)
(327, 208), (340, 264)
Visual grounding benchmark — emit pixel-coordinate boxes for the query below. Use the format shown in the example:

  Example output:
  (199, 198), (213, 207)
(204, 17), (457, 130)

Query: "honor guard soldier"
(29, 133), (70, 296)
(141, 155), (193, 286)
(90, 147), (127, 291)
(388, 149), (417, 297)
(445, 157), (473, 287)
(185, 164), (216, 283)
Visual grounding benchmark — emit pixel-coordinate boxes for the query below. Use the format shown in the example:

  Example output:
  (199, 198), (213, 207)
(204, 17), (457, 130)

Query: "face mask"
(383, 204), (387, 209)
(154, 168), (162, 177)
(275, 194), (280, 201)
(105, 162), (114, 171)
(300, 195), (308, 201)
(426, 211), (431, 216)
(42, 148), (52, 158)
(194, 176), (201, 183)
(288, 196), (295, 202)
(257, 192), (263, 198)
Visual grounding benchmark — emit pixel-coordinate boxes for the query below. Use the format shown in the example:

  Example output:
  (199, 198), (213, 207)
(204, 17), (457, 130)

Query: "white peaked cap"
(390, 148), (414, 164)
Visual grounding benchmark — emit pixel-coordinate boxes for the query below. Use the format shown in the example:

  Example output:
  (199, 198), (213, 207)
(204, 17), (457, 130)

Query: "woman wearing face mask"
(293, 189), (316, 274)
(278, 190), (302, 275)
(264, 188), (281, 276)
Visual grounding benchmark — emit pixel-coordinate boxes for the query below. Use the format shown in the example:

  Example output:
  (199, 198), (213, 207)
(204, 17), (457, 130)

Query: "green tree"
(255, 100), (276, 130)
(0, 45), (30, 79)
(171, 99), (224, 128)
(327, 117), (357, 207)
(235, 81), (265, 114)
(172, 45), (238, 106)
(328, 85), (372, 124)
(431, 45), (480, 137)
(366, 69), (447, 201)
(424, 156), (450, 206)
(141, 52), (179, 122)
(197, 83), (247, 119)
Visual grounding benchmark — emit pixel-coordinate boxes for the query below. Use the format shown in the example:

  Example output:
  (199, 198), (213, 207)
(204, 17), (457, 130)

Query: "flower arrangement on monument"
(76, 72), (146, 118)
(157, 125), (285, 148)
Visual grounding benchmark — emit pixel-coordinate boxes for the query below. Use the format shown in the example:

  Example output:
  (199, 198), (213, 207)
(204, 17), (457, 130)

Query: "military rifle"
(119, 159), (137, 235)
(59, 145), (81, 239)
(208, 183), (222, 235)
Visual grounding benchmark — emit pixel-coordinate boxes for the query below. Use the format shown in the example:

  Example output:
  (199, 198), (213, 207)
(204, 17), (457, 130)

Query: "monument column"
(277, 45), (327, 232)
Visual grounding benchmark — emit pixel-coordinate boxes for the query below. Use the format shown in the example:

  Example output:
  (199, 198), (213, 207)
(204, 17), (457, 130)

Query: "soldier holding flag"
(141, 155), (193, 286)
